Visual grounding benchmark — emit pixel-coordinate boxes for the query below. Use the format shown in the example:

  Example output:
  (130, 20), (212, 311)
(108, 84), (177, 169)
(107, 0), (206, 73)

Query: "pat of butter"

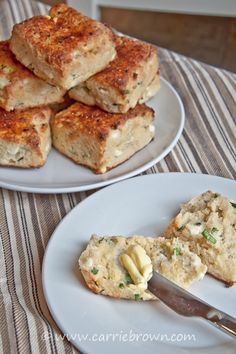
(120, 245), (153, 289)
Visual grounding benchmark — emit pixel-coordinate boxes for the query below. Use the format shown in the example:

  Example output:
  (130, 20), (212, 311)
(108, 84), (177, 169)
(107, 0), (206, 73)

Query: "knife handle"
(206, 309), (236, 339)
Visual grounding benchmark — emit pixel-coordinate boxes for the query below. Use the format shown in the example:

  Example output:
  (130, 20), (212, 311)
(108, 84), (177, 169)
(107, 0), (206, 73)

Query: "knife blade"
(148, 271), (236, 339)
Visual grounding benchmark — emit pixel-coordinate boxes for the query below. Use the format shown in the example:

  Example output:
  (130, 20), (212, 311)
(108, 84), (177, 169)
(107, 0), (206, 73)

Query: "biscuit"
(0, 41), (65, 111)
(164, 191), (236, 285)
(69, 36), (159, 113)
(79, 235), (207, 300)
(0, 106), (51, 168)
(51, 102), (155, 174)
(10, 4), (116, 90)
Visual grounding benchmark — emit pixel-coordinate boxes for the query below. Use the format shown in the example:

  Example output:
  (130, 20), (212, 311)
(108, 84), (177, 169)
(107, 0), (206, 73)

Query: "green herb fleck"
(98, 237), (104, 243)
(72, 73), (79, 80)
(81, 152), (90, 158)
(211, 227), (218, 233)
(230, 202), (236, 208)
(137, 81), (143, 86)
(91, 267), (99, 275)
(105, 238), (114, 245)
(99, 289), (105, 293)
(28, 63), (35, 71)
(125, 273), (133, 285)
(213, 193), (219, 198)
(177, 225), (185, 232)
(17, 157), (24, 162)
(202, 229), (217, 244)
(122, 89), (130, 95)
(173, 247), (182, 256)
(134, 294), (141, 301)
(112, 103), (122, 108)
(0, 64), (14, 74)
(119, 283), (125, 289)
(15, 102), (24, 107)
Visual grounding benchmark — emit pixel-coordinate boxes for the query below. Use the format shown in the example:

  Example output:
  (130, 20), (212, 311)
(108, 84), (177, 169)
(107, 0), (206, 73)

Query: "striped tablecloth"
(0, 1), (235, 353)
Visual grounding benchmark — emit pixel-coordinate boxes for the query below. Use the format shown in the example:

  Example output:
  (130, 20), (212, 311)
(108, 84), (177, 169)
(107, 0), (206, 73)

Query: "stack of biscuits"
(0, 3), (160, 173)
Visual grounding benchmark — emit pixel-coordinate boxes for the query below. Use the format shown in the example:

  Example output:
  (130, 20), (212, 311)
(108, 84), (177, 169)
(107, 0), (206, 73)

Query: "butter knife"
(148, 271), (236, 339)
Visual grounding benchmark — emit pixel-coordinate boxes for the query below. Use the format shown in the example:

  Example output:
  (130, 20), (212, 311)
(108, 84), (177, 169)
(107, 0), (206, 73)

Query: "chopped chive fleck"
(98, 237), (104, 243)
(211, 227), (218, 233)
(230, 202), (236, 208)
(213, 193), (219, 198)
(173, 247), (182, 256)
(72, 73), (79, 79)
(125, 273), (133, 285)
(17, 157), (24, 162)
(123, 89), (130, 95)
(100, 289), (105, 293)
(177, 225), (185, 232)
(28, 63), (34, 71)
(137, 81), (143, 86)
(119, 283), (125, 289)
(202, 229), (217, 244)
(195, 222), (201, 226)
(105, 238), (114, 245)
(134, 294), (141, 301)
(91, 267), (99, 275)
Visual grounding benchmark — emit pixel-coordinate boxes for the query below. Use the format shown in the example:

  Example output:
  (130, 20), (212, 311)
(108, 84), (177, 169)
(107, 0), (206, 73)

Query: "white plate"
(43, 173), (236, 354)
(0, 78), (184, 193)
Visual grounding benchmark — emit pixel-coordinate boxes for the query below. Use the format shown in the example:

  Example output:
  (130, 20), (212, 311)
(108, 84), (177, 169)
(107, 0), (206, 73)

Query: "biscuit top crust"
(11, 4), (114, 70)
(88, 36), (157, 91)
(53, 102), (154, 140)
(0, 40), (40, 82)
(0, 106), (51, 148)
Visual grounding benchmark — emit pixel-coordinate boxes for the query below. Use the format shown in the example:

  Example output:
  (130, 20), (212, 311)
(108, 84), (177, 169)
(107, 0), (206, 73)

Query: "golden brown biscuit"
(0, 106), (51, 168)
(51, 102), (155, 174)
(10, 4), (116, 90)
(69, 36), (159, 113)
(0, 41), (65, 111)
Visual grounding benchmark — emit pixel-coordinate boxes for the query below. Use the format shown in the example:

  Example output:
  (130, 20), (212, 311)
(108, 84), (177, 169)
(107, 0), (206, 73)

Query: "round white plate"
(43, 173), (236, 354)
(0, 78), (184, 193)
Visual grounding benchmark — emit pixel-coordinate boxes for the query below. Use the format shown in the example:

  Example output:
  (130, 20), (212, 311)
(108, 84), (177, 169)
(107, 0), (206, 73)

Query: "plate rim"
(0, 77), (185, 194)
(42, 172), (236, 354)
